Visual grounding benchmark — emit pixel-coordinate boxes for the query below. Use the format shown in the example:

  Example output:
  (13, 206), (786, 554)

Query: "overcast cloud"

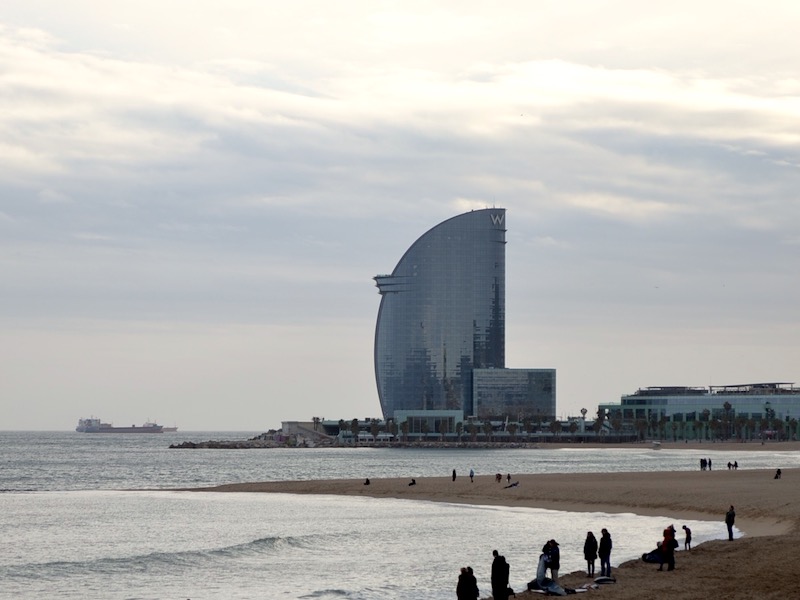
(2, 2), (799, 430)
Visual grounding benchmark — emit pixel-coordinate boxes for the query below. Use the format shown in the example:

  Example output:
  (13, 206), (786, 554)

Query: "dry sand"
(192, 465), (799, 599)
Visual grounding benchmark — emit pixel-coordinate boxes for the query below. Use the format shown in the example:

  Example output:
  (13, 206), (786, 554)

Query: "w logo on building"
(490, 213), (505, 226)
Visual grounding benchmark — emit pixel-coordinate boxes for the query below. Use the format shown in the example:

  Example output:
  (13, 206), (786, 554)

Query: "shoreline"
(186, 467), (800, 599)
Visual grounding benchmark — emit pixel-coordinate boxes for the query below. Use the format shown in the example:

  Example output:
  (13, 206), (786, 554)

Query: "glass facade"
(374, 209), (506, 419)
(473, 368), (556, 421)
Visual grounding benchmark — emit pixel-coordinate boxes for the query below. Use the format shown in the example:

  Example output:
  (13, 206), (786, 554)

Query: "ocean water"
(2, 432), (797, 599)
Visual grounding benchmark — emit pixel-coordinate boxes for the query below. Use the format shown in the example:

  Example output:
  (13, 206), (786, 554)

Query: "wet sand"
(192, 463), (799, 599)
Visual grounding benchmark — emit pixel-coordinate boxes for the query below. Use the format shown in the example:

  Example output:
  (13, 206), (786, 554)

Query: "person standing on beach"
(467, 566), (479, 599)
(726, 505), (736, 540)
(584, 531), (598, 577)
(469, 468), (474, 483)
(682, 525), (692, 550)
(491, 550), (509, 600)
(456, 567), (470, 600)
(452, 469), (456, 482)
(658, 525), (676, 571)
(599, 528), (612, 577)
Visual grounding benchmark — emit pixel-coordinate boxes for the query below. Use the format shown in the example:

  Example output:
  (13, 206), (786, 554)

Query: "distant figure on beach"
(708, 458), (712, 470)
(546, 540), (560, 581)
(727, 461), (732, 470)
(469, 468), (474, 483)
(491, 550), (510, 600)
(682, 525), (692, 550)
(363, 478), (370, 485)
(584, 531), (598, 577)
(599, 528), (613, 577)
(700, 458), (706, 471)
(507, 473), (511, 484)
(495, 473), (502, 483)
(734, 461), (738, 470)
(658, 525), (676, 571)
(503, 481), (519, 488)
(725, 505), (736, 540)
(408, 478), (416, 486)
(775, 468), (782, 479)
(452, 469), (457, 482)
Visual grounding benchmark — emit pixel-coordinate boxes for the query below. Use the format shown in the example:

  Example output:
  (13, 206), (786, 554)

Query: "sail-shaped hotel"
(374, 209), (555, 431)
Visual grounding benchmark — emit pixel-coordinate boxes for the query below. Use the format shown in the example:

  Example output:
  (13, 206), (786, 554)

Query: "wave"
(0, 533), (324, 580)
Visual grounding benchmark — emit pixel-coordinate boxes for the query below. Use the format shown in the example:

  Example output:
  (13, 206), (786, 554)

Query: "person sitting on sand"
(775, 469), (782, 479)
(503, 481), (519, 488)
(408, 478), (416, 486)
(363, 478), (370, 485)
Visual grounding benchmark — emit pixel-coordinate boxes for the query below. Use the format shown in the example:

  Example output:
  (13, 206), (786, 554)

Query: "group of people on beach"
(455, 528), (614, 598)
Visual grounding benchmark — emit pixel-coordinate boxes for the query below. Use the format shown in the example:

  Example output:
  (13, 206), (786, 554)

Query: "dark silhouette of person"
(734, 461), (738, 470)
(466, 566), (479, 599)
(363, 478), (370, 485)
(584, 531), (598, 577)
(452, 469), (457, 482)
(599, 528), (613, 577)
(456, 567), (470, 600)
(658, 525), (676, 571)
(775, 468), (782, 479)
(408, 478), (416, 486)
(491, 550), (510, 600)
(682, 525), (692, 550)
(726, 505), (736, 540)
(469, 468), (474, 483)
(506, 473), (511, 484)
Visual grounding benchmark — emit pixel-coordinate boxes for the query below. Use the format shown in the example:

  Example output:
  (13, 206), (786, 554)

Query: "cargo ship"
(75, 418), (164, 433)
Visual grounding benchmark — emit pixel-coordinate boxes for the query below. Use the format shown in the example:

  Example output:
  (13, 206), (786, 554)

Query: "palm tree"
(455, 421), (463, 442)
(400, 420), (409, 442)
(370, 419), (380, 443)
(524, 418), (534, 439)
(568, 421), (578, 437)
(507, 422), (518, 442)
(468, 422), (478, 442)
(312, 416), (321, 431)
(420, 419), (430, 441)
(789, 418), (798, 441)
(350, 418), (359, 446)
(482, 420), (493, 442)
(693, 420), (704, 442)
(709, 418), (720, 441)
(671, 422), (678, 442)
(438, 419), (449, 442)
(338, 419), (347, 442)
(611, 418), (622, 441)
(551, 420), (563, 440)
(635, 419), (648, 442)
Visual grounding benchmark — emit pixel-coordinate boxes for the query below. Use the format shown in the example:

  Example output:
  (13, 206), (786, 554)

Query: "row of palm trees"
(335, 415), (621, 444)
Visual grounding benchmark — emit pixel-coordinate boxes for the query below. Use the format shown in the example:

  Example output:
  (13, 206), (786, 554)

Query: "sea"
(3, 431), (799, 600)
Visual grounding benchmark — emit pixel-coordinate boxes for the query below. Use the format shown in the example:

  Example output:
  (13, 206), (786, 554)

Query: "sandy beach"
(192, 452), (799, 600)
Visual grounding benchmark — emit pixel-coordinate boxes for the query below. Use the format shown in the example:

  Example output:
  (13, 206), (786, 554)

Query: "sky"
(1, 1), (799, 431)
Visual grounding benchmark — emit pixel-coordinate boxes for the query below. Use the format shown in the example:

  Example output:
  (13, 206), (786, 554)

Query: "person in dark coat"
(658, 525), (676, 571)
(583, 531), (598, 577)
(466, 566), (479, 599)
(726, 505), (736, 540)
(598, 528), (613, 577)
(456, 567), (470, 600)
(682, 525), (692, 550)
(491, 550), (510, 600)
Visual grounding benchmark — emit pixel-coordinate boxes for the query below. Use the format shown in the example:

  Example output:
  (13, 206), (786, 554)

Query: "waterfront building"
(599, 382), (800, 441)
(373, 208), (555, 425)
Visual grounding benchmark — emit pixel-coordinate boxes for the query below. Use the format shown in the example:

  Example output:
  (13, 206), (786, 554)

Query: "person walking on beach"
(584, 531), (598, 577)
(452, 469), (456, 482)
(491, 550), (510, 600)
(469, 468), (474, 483)
(599, 528), (612, 578)
(725, 505), (736, 540)
(682, 525), (692, 550)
